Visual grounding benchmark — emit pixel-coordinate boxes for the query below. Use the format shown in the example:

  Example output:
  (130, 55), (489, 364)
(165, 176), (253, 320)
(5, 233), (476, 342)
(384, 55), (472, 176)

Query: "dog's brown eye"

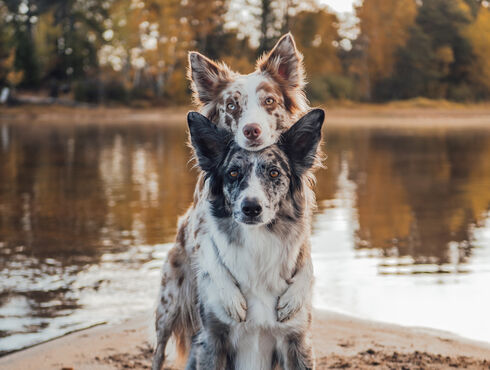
(269, 169), (279, 178)
(229, 170), (239, 178)
(265, 97), (275, 105)
(227, 102), (236, 111)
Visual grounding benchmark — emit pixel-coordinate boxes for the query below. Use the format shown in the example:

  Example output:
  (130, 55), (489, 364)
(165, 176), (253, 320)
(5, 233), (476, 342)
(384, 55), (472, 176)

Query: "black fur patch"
(197, 308), (236, 369)
(285, 331), (314, 370)
(279, 109), (324, 176)
(215, 217), (244, 246)
(187, 111), (232, 174)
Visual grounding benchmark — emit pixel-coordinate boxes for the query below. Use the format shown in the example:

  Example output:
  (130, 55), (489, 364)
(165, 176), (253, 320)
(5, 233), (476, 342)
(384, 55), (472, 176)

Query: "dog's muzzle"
(240, 198), (262, 224)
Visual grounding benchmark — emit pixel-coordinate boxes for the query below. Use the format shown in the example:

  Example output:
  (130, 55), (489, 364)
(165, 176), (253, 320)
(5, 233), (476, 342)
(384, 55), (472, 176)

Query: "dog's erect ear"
(280, 109), (324, 174)
(187, 111), (229, 173)
(257, 33), (305, 90)
(188, 52), (232, 105)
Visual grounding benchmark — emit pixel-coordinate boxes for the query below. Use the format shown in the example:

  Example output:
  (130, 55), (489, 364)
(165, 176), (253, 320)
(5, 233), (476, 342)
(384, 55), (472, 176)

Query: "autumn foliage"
(0, 0), (489, 104)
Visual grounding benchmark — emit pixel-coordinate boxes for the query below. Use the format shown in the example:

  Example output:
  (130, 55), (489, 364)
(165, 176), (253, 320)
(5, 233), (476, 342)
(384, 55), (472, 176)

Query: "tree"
(258, 0), (278, 54)
(0, 0), (21, 87)
(462, 0), (483, 17)
(384, 0), (475, 100)
(289, 9), (341, 76)
(0, 0), (108, 90)
(387, 25), (439, 100)
(465, 6), (490, 97)
(356, 0), (417, 98)
(101, 0), (253, 102)
(46, 0), (108, 82)
(228, 0), (316, 56)
(2, 0), (41, 87)
(289, 8), (356, 102)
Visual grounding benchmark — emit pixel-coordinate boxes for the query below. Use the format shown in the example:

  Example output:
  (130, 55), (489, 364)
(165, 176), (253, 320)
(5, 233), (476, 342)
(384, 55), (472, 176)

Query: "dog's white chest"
(216, 228), (292, 326)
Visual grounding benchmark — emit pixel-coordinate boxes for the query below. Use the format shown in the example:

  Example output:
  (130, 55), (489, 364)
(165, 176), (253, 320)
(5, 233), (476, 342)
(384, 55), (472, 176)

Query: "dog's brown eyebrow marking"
(256, 82), (283, 115)
(256, 81), (279, 95)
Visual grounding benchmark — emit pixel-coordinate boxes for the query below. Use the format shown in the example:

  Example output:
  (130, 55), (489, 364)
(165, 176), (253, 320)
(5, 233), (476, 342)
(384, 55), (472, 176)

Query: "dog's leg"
(152, 256), (181, 370)
(234, 329), (275, 370)
(153, 257), (198, 370)
(185, 334), (199, 370)
(196, 309), (235, 370)
(153, 210), (201, 370)
(277, 331), (315, 370)
(197, 239), (247, 323)
(271, 349), (281, 370)
(277, 243), (313, 322)
(152, 324), (171, 370)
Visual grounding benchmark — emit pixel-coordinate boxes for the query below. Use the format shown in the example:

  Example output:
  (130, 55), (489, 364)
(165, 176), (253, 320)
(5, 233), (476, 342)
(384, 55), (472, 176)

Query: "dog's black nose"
(242, 198), (262, 217)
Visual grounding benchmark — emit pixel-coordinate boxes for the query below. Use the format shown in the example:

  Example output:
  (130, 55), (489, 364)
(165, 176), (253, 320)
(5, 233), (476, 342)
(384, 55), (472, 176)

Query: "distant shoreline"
(0, 309), (488, 369)
(2, 103), (490, 129)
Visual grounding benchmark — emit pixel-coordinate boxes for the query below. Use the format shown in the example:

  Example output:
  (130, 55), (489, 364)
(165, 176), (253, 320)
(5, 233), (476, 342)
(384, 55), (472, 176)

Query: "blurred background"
(1, 0), (490, 104)
(1, 0), (490, 358)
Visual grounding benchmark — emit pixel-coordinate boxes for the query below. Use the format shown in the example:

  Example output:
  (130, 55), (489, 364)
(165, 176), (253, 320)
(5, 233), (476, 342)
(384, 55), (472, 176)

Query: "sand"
(2, 104), (490, 130)
(1, 309), (488, 370)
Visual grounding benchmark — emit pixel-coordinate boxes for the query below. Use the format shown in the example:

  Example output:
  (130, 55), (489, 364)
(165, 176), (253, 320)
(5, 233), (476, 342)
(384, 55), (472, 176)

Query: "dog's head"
(188, 109), (324, 226)
(188, 33), (308, 151)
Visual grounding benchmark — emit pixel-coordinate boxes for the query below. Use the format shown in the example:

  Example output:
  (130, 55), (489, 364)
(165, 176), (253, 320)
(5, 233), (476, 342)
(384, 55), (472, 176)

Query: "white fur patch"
(232, 74), (280, 150)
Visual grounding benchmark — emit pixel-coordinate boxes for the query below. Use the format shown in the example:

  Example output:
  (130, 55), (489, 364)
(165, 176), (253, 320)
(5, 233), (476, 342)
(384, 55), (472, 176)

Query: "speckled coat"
(152, 33), (315, 370)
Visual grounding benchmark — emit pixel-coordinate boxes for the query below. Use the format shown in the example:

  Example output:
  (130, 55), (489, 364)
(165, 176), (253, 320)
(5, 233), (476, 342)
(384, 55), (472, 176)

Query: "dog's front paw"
(220, 285), (247, 323)
(277, 285), (303, 322)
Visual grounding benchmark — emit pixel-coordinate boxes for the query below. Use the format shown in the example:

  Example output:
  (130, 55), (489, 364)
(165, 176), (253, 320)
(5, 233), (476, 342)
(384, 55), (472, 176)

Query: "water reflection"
(0, 122), (195, 354)
(0, 121), (489, 353)
(312, 127), (490, 342)
(331, 129), (490, 271)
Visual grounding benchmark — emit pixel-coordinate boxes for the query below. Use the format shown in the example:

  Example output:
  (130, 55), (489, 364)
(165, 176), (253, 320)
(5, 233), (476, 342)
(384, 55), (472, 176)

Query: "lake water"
(0, 119), (489, 355)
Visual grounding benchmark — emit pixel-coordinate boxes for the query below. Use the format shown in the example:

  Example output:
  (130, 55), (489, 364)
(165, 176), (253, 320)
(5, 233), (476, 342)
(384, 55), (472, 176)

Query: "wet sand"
(1, 309), (488, 370)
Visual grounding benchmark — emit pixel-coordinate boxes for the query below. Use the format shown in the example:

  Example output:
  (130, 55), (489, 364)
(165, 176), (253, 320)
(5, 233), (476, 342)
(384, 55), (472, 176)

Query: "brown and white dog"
(152, 34), (312, 370)
(188, 33), (308, 151)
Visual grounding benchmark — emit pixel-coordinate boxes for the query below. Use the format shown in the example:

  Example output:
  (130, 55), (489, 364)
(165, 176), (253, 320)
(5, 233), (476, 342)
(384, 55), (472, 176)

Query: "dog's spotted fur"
(188, 34), (308, 151)
(153, 34), (312, 370)
(185, 109), (324, 369)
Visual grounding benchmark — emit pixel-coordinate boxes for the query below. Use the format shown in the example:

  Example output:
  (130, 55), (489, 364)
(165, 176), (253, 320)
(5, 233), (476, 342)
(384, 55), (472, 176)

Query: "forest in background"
(1, 0), (490, 106)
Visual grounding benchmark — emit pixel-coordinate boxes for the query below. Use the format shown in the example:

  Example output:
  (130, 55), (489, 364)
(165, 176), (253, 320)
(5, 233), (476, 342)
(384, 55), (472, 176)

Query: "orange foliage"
(357, 0), (417, 84)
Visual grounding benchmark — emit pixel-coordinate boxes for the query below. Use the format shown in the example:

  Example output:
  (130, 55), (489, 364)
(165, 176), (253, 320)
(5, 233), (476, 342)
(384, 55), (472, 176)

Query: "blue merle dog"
(184, 109), (324, 370)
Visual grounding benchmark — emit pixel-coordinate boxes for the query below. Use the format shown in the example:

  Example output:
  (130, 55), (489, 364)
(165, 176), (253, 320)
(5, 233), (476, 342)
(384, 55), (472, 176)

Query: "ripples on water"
(0, 121), (489, 354)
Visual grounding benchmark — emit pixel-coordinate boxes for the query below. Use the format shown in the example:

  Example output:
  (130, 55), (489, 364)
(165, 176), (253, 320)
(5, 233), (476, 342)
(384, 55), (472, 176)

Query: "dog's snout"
(241, 198), (262, 217)
(243, 124), (261, 140)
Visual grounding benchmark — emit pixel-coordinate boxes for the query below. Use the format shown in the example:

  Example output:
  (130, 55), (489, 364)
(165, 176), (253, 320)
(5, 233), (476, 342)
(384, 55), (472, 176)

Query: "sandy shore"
(1, 309), (488, 370)
(1, 104), (490, 129)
